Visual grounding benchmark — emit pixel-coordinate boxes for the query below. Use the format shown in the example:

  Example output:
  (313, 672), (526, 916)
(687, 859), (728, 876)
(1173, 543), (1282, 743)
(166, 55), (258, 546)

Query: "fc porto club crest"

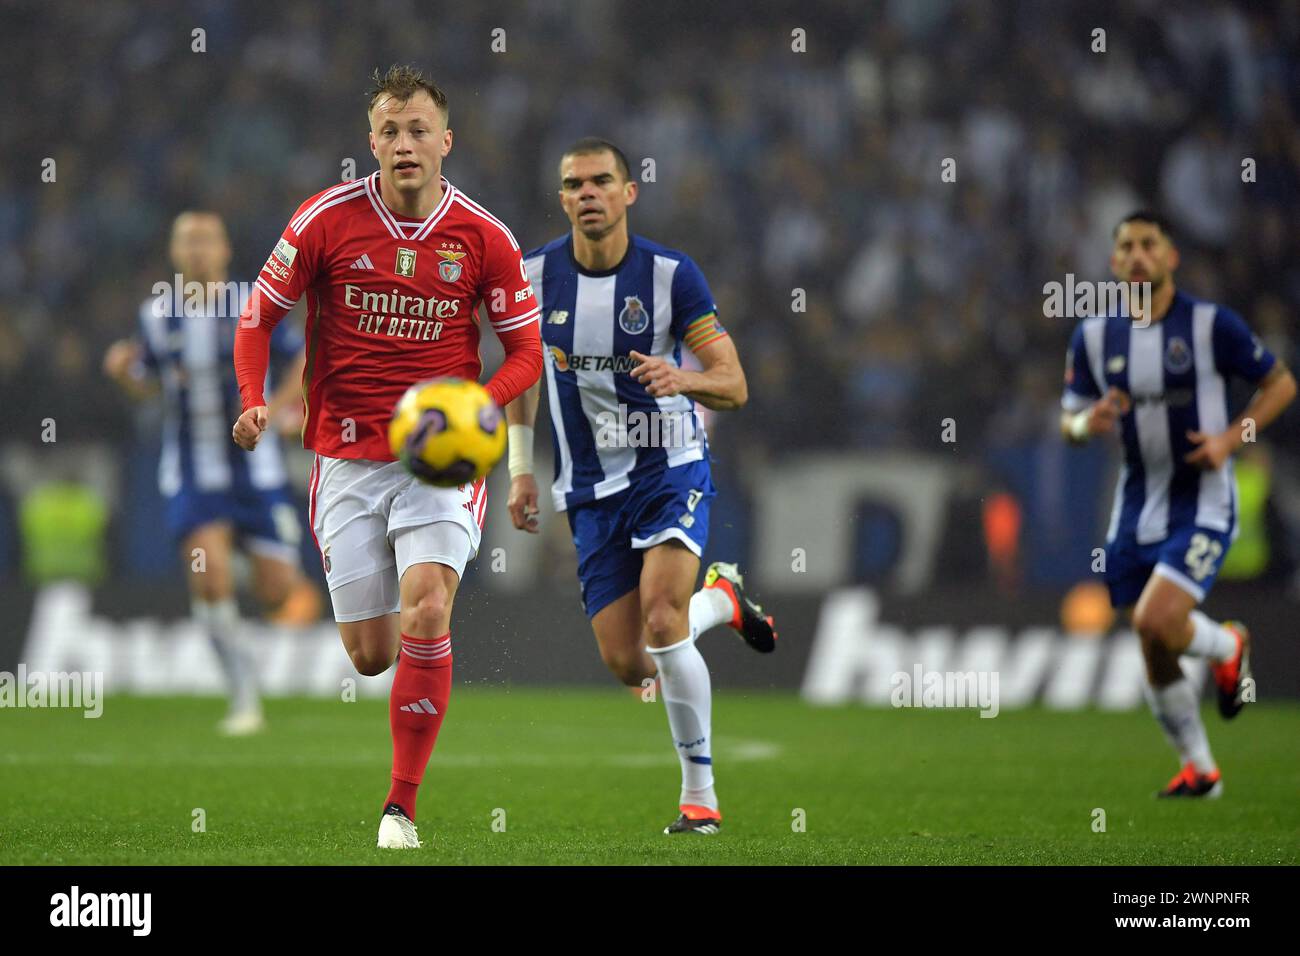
(437, 245), (467, 283)
(618, 295), (649, 334)
(1164, 336), (1192, 374)
(395, 247), (417, 278)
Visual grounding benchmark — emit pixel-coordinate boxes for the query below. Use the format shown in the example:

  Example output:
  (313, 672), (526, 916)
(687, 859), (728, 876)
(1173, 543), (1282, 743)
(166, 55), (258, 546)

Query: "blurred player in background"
(1061, 211), (1296, 797)
(506, 139), (777, 836)
(231, 66), (542, 848)
(104, 211), (317, 735)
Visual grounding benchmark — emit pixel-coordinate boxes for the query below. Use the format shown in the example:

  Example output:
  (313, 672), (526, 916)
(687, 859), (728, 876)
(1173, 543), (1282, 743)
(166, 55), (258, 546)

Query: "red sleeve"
(234, 204), (320, 412)
(486, 322), (543, 409)
(477, 226), (542, 408)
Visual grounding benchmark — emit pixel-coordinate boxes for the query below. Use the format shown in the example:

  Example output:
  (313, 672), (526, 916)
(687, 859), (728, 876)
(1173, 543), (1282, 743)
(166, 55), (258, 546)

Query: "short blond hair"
(366, 64), (448, 124)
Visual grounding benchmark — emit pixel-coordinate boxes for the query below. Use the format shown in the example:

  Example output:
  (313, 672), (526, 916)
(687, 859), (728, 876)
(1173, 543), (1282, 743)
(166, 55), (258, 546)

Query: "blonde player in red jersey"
(231, 65), (542, 848)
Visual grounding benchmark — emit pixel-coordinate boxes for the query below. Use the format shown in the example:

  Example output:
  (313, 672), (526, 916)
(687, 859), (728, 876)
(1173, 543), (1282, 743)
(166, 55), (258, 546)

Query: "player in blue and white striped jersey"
(1061, 210), (1296, 797)
(504, 139), (777, 835)
(104, 211), (320, 734)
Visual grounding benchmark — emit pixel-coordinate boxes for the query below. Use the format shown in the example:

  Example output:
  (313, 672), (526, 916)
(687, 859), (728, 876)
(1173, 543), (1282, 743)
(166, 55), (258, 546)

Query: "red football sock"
(385, 632), (452, 820)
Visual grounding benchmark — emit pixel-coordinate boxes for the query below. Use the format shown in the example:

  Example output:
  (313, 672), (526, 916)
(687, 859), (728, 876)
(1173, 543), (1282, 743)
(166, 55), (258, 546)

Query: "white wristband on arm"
(508, 424), (535, 478)
(1068, 409), (1091, 442)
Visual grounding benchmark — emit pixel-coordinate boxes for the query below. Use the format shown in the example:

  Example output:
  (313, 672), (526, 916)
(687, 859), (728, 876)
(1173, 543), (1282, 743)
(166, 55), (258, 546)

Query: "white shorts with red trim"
(308, 454), (485, 622)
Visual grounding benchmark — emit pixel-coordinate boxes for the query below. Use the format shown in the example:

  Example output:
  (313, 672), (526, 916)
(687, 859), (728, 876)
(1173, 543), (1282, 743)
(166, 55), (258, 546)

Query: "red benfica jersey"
(235, 171), (541, 460)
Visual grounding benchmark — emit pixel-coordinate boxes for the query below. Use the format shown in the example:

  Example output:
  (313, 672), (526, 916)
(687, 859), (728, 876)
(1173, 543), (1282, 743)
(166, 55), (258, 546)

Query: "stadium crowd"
(1, 0), (1298, 584)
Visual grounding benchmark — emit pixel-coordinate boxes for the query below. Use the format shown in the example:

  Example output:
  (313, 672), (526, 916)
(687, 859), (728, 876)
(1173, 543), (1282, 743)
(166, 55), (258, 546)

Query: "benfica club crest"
(618, 295), (648, 334)
(437, 248), (467, 283)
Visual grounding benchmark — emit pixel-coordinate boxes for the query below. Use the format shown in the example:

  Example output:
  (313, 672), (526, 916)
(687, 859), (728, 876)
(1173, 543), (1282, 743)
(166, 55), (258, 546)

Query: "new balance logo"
(349, 254), (376, 270)
(399, 698), (439, 715)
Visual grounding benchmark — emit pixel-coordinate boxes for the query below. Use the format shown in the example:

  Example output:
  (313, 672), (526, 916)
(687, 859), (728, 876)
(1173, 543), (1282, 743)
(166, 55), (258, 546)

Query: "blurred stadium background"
(2, 0), (1299, 709)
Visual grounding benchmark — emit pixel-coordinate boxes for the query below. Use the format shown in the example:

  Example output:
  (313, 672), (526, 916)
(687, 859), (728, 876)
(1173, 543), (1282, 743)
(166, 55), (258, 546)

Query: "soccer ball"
(388, 377), (506, 487)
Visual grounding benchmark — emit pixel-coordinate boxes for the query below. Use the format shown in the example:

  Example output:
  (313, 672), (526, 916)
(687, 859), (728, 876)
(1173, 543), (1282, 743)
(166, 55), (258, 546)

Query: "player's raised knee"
(400, 585), (453, 637)
(642, 597), (689, 646)
(1133, 605), (1183, 649)
(349, 645), (395, 677)
(598, 646), (647, 686)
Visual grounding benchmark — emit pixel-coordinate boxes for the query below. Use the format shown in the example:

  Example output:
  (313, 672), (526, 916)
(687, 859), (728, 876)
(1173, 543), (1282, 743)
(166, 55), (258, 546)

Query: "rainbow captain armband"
(682, 312), (728, 352)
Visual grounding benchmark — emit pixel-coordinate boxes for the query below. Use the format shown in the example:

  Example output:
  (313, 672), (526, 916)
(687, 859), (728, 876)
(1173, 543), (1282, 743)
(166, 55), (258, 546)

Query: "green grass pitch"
(2, 690), (1296, 865)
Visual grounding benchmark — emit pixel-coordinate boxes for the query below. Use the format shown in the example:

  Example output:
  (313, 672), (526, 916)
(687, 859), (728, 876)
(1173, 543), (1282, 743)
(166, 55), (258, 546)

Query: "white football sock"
(689, 588), (733, 640)
(1184, 611), (1238, 663)
(648, 634), (716, 811)
(1145, 677), (1216, 774)
(193, 597), (260, 714)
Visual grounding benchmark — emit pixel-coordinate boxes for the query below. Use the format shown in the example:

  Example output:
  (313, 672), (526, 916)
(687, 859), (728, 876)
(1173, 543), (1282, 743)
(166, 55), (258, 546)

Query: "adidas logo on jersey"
(398, 698), (439, 715)
(349, 254), (375, 271)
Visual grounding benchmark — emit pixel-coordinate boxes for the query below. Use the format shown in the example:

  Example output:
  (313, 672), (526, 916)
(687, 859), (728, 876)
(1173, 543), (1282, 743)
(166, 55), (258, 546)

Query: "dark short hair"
(560, 137), (631, 182)
(1114, 209), (1174, 242)
(366, 64), (449, 123)
(171, 210), (228, 237)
